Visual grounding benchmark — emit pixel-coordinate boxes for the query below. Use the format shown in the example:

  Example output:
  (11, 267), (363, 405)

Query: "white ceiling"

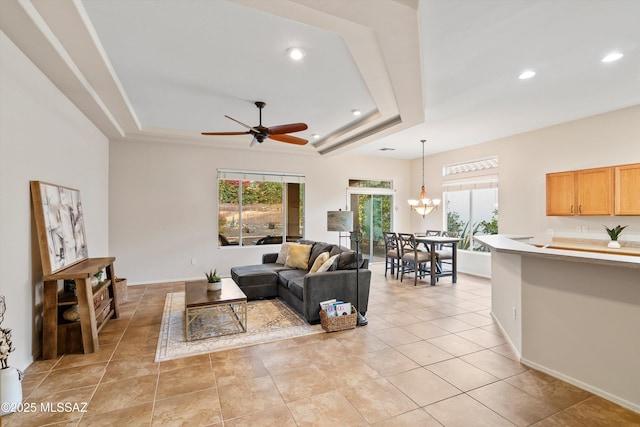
(1, 0), (639, 160)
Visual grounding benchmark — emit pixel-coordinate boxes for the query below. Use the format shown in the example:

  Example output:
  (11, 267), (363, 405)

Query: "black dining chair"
(398, 233), (431, 286)
(383, 232), (400, 278)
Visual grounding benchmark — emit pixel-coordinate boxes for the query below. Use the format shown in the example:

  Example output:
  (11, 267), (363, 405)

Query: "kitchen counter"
(476, 234), (640, 269)
(475, 234), (640, 412)
(535, 237), (640, 258)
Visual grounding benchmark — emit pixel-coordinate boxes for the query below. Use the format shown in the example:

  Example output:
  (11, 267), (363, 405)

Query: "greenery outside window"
(348, 179), (393, 189)
(443, 157), (498, 251)
(218, 170), (304, 246)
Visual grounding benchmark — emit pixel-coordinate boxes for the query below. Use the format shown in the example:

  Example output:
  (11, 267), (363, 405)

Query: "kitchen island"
(475, 234), (640, 413)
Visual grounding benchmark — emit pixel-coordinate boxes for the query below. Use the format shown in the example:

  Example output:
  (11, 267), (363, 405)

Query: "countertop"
(475, 234), (640, 270)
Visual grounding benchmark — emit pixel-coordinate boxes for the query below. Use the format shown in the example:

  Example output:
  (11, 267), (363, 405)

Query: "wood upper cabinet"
(546, 171), (576, 215)
(575, 167), (613, 215)
(615, 163), (640, 215)
(546, 167), (614, 216)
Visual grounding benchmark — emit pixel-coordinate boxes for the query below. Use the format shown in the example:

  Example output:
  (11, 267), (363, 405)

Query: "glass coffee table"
(184, 278), (247, 341)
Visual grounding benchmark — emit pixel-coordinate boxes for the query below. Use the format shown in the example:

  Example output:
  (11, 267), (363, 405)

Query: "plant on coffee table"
(205, 269), (222, 291)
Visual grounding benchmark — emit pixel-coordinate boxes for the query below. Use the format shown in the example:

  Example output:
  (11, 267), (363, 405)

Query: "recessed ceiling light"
(286, 47), (305, 61)
(312, 133), (320, 139)
(351, 109), (362, 116)
(602, 52), (623, 63)
(518, 70), (536, 80)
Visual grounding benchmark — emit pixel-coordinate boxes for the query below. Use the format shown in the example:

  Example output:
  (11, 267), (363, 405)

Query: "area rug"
(155, 292), (323, 362)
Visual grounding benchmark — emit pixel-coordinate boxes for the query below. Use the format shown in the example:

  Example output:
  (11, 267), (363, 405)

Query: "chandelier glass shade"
(408, 140), (441, 217)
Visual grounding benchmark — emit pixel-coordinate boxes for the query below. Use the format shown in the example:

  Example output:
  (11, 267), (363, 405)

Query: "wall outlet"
(512, 306), (517, 320)
(582, 225), (589, 233)
(191, 258), (197, 265)
(576, 226), (582, 233)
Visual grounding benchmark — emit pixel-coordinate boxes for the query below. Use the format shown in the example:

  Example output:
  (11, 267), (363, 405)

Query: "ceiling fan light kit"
(202, 101), (308, 147)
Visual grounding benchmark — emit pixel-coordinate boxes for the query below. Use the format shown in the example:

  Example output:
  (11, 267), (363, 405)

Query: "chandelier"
(408, 139), (441, 217)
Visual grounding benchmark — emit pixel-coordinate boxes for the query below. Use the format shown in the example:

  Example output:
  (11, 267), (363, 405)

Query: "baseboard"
(520, 358), (640, 414)
(489, 311), (521, 360)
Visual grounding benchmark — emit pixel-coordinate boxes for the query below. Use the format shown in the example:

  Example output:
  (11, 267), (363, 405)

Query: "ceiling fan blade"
(201, 131), (250, 136)
(267, 123), (308, 135)
(250, 137), (260, 147)
(268, 134), (308, 145)
(225, 115), (260, 133)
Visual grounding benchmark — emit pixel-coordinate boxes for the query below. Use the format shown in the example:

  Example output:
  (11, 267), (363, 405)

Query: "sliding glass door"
(348, 192), (393, 263)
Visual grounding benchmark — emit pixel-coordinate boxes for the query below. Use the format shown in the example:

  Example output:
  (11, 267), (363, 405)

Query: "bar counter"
(475, 234), (640, 413)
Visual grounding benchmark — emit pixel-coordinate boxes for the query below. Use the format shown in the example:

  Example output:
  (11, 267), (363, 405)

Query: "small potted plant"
(604, 225), (627, 249)
(205, 269), (222, 291)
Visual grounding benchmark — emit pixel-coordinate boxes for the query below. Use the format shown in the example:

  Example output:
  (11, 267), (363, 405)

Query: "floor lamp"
(327, 210), (368, 326)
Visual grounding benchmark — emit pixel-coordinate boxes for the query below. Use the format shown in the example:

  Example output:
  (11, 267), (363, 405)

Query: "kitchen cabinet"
(615, 163), (640, 215)
(546, 172), (576, 215)
(575, 167), (613, 215)
(546, 167), (613, 216)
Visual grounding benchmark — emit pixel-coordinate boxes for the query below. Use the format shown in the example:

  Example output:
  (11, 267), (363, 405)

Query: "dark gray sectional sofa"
(230, 240), (371, 323)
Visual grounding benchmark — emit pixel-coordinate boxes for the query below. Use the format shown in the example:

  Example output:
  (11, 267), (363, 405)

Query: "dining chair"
(398, 233), (431, 286)
(383, 232), (400, 278)
(435, 230), (458, 273)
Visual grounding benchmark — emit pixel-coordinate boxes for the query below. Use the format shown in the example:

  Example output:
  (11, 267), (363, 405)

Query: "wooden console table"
(42, 257), (120, 359)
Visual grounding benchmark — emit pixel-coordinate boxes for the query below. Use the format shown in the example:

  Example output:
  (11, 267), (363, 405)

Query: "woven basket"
(115, 278), (128, 304)
(319, 304), (357, 332)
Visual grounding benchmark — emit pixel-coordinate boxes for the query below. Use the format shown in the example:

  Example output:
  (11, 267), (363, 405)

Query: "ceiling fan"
(202, 101), (308, 147)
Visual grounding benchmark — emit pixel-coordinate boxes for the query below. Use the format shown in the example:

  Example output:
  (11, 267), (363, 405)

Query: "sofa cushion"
(285, 243), (313, 269)
(308, 242), (334, 270)
(336, 250), (362, 270)
(316, 254), (339, 273)
(287, 276), (305, 300)
(276, 242), (294, 264)
(277, 269), (307, 289)
(231, 264), (286, 288)
(309, 252), (330, 273)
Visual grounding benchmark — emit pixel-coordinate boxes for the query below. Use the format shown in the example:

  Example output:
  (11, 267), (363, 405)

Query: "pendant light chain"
(421, 139), (426, 187)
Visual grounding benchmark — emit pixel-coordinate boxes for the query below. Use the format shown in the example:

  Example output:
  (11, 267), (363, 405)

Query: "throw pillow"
(308, 242), (333, 269)
(316, 254), (339, 273)
(285, 244), (313, 270)
(309, 252), (330, 273)
(276, 242), (293, 264)
(337, 250), (362, 270)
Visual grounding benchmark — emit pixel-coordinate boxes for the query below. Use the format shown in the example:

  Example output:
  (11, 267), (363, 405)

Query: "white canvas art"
(31, 181), (88, 275)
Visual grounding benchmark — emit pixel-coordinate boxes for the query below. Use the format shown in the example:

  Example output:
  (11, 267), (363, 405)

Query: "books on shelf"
(319, 299), (353, 317)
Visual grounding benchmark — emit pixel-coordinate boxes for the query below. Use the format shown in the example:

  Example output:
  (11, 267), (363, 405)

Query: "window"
(218, 170), (304, 246)
(443, 157), (498, 252)
(348, 179), (393, 189)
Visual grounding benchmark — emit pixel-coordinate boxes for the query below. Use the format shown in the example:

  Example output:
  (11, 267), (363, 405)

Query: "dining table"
(414, 235), (461, 285)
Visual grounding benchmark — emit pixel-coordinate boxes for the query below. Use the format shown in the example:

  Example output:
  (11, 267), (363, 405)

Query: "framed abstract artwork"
(30, 181), (88, 275)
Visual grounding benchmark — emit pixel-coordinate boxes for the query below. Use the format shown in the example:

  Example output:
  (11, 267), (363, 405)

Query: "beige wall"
(109, 140), (412, 284)
(0, 32), (109, 369)
(411, 105), (640, 243)
(521, 256), (640, 410)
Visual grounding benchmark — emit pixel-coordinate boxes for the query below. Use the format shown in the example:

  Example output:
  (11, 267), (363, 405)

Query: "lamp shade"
(327, 210), (353, 232)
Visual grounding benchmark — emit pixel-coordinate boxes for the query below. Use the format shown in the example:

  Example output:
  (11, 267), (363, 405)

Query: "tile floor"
(3, 264), (639, 426)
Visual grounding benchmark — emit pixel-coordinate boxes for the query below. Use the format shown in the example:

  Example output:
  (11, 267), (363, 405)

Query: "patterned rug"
(155, 292), (323, 362)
